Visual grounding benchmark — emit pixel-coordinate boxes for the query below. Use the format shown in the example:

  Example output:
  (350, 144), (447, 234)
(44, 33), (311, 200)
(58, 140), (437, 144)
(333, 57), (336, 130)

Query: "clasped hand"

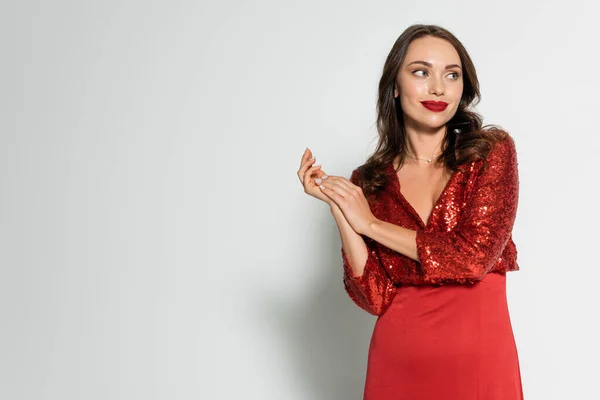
(297, 148), (377, 235)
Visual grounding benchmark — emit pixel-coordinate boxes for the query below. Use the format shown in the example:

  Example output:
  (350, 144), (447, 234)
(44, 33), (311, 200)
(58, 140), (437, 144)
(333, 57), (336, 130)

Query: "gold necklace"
(405, 150), (442, 164)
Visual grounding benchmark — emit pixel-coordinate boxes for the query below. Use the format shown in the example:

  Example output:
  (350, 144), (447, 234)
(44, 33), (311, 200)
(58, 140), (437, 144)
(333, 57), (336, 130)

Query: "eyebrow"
(406, 60), (462, 70)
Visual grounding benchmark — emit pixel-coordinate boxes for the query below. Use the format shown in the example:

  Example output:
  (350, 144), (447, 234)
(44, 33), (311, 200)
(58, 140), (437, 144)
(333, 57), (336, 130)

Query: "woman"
(297, 25), (523, 399)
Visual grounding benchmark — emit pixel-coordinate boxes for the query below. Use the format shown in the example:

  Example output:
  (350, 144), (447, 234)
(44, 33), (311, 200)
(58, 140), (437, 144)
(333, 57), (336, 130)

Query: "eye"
(412, 69), (461, 80)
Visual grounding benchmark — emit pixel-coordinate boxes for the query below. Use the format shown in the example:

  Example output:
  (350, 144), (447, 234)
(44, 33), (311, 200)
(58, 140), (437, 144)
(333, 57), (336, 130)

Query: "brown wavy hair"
(357, 24), (510, 202)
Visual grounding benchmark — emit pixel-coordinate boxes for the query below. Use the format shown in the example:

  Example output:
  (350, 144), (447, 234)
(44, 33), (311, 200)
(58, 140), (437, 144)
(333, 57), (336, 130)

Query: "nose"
(428, 75), (444, 96)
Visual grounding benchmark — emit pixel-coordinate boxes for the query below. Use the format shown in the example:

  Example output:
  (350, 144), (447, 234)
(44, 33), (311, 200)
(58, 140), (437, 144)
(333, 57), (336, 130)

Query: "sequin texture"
(341, 135), (519, 315)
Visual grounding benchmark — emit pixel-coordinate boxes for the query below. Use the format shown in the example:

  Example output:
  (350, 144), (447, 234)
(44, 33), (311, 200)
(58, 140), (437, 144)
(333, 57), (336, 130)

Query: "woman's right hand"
(297, 147), (336, 208)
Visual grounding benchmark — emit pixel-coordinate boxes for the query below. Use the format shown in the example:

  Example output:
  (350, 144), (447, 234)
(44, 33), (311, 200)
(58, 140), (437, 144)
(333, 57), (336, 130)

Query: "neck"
(403, 125), (446, 161)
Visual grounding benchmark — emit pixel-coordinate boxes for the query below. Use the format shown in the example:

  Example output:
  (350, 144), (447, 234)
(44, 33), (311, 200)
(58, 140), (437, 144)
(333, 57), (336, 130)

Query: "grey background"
(2, 0), (598, 399)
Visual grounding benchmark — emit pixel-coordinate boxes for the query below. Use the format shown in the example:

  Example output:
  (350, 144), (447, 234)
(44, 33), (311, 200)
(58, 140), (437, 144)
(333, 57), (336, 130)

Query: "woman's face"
(394, 36), (464, 131)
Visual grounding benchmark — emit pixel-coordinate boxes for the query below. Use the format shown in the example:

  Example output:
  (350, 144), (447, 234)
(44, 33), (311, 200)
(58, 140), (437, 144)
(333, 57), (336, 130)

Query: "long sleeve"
(341, 237), (397, 316)
(415, 137), (519, 285)
(340, 169), (397, 316)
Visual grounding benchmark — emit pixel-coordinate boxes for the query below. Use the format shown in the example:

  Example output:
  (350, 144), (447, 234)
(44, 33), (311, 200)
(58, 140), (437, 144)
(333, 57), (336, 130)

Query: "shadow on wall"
(258, 216), (376, 399)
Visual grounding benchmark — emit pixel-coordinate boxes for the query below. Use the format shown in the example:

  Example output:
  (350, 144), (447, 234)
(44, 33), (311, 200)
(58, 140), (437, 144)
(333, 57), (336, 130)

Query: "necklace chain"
(404, 128), (460, 163)
(405, 150), (442, 164)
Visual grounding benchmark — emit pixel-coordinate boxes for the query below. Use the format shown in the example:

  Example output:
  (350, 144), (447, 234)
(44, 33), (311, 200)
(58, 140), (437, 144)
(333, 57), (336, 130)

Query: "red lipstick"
(420, 101), (448, 112)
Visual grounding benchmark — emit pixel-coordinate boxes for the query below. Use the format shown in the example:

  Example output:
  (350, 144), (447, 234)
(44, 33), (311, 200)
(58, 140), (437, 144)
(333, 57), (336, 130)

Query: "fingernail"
(322, 174), (328, 179)
(315, 178), (322, 184)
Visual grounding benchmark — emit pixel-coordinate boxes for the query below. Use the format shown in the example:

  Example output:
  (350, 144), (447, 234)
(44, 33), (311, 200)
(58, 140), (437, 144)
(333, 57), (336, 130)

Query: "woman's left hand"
(315, 175), (378, 235)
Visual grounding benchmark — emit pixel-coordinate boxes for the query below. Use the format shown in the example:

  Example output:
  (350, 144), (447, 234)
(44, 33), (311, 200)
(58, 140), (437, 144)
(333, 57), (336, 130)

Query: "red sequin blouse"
(341, 136), (520, 316)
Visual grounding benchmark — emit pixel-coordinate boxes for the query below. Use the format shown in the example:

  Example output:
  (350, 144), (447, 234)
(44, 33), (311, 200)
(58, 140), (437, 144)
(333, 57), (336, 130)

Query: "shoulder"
(481, 129), (518, 169)
(349, 162), (388, 185)
(349, 167), (361, 185)
(469, 130), (519, 184)
(349, 163), (372, 185)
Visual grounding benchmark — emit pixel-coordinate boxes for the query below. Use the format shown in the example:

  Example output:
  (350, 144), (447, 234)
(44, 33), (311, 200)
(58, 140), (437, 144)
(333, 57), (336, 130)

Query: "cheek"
(398, 82), (427, 107)
(449, 87), (464, 107)
(397, 73), (426, 97)
(450, 83), (463, 97)
(401, 80), (426, 97)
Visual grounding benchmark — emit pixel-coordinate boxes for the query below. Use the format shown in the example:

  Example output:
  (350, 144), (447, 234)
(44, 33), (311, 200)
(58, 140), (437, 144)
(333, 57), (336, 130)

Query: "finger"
(298, 159), (316, 185)
(333, 176), (357, 192)
(312, 168), (327, 178)
(302, 147), (315, 164)
(322, 176), (359, 195)
(298, 157), (317, 183)
(298, 148), (312, 176)
(319, 177), (352, 199)
(306, 165), (322, 179)
(301, 147), (310, 164)
(302, 164), (322, 186)
(318, 182), (343, 204)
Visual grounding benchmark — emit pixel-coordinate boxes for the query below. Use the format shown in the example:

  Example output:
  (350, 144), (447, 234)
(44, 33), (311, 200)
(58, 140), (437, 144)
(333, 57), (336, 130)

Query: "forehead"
(403, 36), (461, 67)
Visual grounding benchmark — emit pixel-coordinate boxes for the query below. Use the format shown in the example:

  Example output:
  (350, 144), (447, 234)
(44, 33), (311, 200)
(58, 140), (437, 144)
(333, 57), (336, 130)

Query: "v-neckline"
(387, 161), (459, 229)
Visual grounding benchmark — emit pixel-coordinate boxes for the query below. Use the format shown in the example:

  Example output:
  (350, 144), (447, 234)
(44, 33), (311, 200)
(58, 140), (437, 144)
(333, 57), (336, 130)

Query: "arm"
(365, 137), (519, 284)
(338, 170), (397, 316)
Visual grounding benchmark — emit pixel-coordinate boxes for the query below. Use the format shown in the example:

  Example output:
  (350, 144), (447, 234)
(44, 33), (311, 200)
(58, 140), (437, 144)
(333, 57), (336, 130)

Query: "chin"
(419, 116), (449, 129)
(409, 122), (444, 133)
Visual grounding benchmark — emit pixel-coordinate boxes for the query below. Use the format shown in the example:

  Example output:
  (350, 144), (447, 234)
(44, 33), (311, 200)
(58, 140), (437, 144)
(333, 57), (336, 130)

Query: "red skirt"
(364, 271), (523, 400)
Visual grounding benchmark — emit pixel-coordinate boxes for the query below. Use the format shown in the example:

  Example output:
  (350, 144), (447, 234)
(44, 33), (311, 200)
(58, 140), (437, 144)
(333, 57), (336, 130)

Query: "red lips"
(421, 101), (448, 112)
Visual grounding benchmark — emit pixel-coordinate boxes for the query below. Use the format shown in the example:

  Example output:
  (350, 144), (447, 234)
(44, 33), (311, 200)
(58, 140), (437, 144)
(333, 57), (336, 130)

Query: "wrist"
(330, 206), (349, 227)
(329, 204), (342, 216)
(364, 217), (381, 237)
